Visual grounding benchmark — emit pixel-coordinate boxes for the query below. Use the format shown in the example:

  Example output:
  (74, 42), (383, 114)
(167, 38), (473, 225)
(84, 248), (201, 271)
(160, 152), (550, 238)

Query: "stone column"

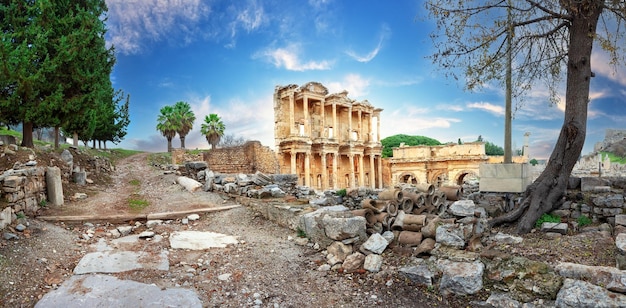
(358, 154), (365, 187)
(304, 151), (311, 187)
(369, 154), (375, 189)
(332, 153), (338, 189)
(376, 112), (381, 142)
(358, 109), (363, 141)
(320, 99), (325, 138)
(348, 106), (353, 141)
(290, 150), (296, 175)
(321, 152), (328, 189)
(303, 96), (309, 137)
(377, 155), (383, 188)
(289, 94), (295, 136)
(46, 166), (64, 206)
(332, 103), (337, 139)
(349, 154), (355, 188)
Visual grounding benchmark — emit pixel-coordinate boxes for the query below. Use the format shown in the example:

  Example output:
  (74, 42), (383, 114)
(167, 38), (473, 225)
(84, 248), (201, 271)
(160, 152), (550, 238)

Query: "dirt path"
(1, 153), (459, 307)
(43, 152), (228, 218)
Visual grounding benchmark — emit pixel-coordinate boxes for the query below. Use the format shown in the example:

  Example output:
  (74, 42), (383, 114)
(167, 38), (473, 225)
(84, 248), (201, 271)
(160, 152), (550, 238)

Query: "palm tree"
(200, 113), (225, 149)
(156, 105), (178, 152)
(172, 101), (195, 149)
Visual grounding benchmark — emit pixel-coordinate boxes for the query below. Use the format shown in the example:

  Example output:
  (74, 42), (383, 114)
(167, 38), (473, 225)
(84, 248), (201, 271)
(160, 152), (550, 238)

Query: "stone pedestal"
(46, 166), (64, 206)
(479, 163), (532, 193)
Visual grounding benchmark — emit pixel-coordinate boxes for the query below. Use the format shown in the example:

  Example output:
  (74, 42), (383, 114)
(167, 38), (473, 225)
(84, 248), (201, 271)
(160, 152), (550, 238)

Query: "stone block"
(479, 163), (531, 193)
(615, 215), (626, 227)
(556, 279), (626, 308)
(437, 259), (484, 296)
(361, 233), (389, 254)
(363, 254), (383, 273)
(540, 222), (567, 234)
(399, 263), (435, 287)
(448, 200), (476, 217)
(45, 167), (62, 206)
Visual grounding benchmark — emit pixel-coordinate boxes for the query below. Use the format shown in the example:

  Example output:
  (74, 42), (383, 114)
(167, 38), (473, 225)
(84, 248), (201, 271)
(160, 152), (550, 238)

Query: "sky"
(105, 0), (626, 160)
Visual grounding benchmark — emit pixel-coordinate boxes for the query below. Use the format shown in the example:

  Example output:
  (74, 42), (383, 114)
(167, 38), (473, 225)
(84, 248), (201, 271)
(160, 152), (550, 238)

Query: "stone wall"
(202, 141), (279, 174)
(171, 149), (203, 165)
(0, 167), (47, 229)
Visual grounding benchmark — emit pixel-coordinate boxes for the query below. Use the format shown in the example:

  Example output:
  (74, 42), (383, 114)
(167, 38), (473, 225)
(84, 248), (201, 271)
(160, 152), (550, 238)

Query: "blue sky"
(105, 0), (626, 159)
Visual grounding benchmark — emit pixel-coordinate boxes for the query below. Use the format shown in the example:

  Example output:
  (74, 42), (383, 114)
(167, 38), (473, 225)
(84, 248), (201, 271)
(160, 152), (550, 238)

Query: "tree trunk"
(92, 139), (96, 149)
(54, 126), (60, 149)
(167, 137), (173, 152)
(73, 132), (79, 147)
(490, 3), (602, 234)
(21, 121), (34, 148)
(180, 136), (186, 149)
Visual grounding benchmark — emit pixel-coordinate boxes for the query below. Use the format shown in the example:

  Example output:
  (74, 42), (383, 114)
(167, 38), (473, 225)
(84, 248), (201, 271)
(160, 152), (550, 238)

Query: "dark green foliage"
(484, 141), (505, 156)
(201, 114), (226, 149)
(381, 134), (441, 158)
(535, 213), (561, 228)
(577, 215), (592, 227)
(0, 0), (126, 148)
(529, 158), (539, 166)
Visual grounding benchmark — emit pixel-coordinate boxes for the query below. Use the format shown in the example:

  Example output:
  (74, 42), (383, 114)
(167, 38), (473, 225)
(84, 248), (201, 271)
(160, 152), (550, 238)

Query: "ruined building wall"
(203, 141), (279, 174)
(388, 143), (487, 187)
(171, 149), (203, 165)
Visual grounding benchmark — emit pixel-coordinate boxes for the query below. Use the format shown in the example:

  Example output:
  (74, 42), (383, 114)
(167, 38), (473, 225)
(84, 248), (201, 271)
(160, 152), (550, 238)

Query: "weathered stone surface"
(485, 256), (562, 302)
(300, 206), (349, 248)
(74, 250), (169, 274)
(556, 262), (626, 293)
(399, 263), (435, 287)
(326, 241), (352, 261)
(581, 177), (611, 192)
(556, 278), (626, 308)
(361, 233), (389, 254)
(449, 200), (476, 217)
(46, 167), (64, 206)
(436, 224), (466, 249)
(342, 252), (365, 273)
(615, 215), (626, 227)
(363, 254), (383, 272)
(36, 274), (202, 308)
(492, 232), (523, 244)
(169, 231), (238, 250)
(0, 207), (12, 230)
(117, 226), (133, 236)
(484, 293), (521, 308)
(322, 215), (367, 242)
(541, 222), (568, 234)
(437, 259), (484, 296)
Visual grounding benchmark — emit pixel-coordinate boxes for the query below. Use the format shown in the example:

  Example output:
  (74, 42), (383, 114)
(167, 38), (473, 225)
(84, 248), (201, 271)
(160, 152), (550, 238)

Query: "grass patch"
(577, 215), (592, 227)
(128, 198), (149, 211)
(600, 151), (626, 164)
(148, 152), (171, 165)
(129, 179), (141, 186)
(535, 213), (561, 228)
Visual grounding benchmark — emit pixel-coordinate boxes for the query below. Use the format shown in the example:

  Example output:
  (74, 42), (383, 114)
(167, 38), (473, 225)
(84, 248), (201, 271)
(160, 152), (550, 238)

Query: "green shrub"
(577, 215), (592, 227)
(535, 213), (561, 228)
(336, 189), (347, 197)
(296, 227), (307, 238)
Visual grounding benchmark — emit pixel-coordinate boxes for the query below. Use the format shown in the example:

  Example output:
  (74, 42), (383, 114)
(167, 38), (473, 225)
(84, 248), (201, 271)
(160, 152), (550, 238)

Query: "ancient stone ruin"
(273, 82), (384, 190)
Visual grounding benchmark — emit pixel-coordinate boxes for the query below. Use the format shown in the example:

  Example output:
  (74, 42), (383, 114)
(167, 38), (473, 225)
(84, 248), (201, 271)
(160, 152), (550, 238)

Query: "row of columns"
(290, 149), (383, 189)
(286, 93), (380, 142)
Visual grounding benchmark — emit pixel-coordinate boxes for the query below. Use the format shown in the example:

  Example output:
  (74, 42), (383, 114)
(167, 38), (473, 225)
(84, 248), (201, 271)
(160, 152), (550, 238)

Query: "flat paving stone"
(169, 230), (239, 250)
(73, 250), (169, 274)
(35, 274), (201, 308)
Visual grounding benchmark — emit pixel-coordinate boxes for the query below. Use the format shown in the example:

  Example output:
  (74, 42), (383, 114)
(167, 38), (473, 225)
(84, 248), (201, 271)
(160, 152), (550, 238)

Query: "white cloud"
(106, 0), (212, 54)
(345, 24), (391, 63)
(467, 102), (504, 116)
(592, 52), (626, 87)
(326, 74), (371, 97)
(256, 44), (332, 71)
(436, 104), (464, 112)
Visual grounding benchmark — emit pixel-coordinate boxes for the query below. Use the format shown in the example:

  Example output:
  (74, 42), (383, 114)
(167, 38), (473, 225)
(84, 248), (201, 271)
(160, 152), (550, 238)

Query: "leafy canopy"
(380, 134), (441, 157)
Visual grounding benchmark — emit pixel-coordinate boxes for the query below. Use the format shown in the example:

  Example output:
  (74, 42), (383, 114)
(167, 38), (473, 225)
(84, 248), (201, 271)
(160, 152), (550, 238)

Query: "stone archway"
(428, 170), (448, 187)
(454, 170), (478, 185)
(399, 172), (418, 184)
